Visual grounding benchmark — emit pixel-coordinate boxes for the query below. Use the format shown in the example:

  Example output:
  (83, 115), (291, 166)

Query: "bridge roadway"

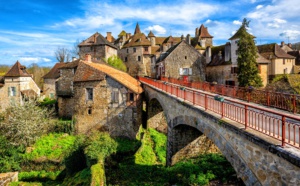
(139, 76), (300, 185)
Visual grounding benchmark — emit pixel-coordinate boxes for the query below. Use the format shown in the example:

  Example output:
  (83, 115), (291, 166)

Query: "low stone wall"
(0, 172), (18, 186)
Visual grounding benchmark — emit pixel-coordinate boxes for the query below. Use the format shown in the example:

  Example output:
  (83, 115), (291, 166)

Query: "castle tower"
(148, 31), (156, 46)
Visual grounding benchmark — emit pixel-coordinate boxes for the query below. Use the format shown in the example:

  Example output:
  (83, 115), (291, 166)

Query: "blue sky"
(1, 0), (299, 67)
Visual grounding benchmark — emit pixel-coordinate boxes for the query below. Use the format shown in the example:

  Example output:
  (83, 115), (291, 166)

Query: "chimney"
(281, 41), (285, 47)
(195, 27), (199, 37)
(85, 54), (91, 62)
(107, 32), (112, 42)
(186, 34), (191, 45)
(206, 47), (211, 64)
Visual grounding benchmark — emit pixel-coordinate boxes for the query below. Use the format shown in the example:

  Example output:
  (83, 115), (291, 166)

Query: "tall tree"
(55, 47), (71, 62)
(237, 18), (263, 87)
(105, 55), (127, 72)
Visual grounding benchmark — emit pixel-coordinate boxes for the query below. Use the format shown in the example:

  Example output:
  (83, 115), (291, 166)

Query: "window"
(125, 57), (128, 62)
(185, 56), (187, 59)
(133, 48), (136, 53)
(138, 56), (141, 61)
(129, 93), (134, 101)
(144, 47), (148, 52)
(179, 68), (192, 75)
(50, 93), (54, 99)
(86, 88), (93, 101)
(88, 107), (92, 115)
(112, 90), (119, 103)
(231, 67), (238, 74)
(8, 87), (16, 97)
(283, 59), (285, 65)
(127, 49), (129, 53)
(235, 50), (238, 55)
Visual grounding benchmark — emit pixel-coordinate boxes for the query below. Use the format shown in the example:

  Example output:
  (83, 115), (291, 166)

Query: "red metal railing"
(139, 76), (300, 149)
(160, 77), (300, 114)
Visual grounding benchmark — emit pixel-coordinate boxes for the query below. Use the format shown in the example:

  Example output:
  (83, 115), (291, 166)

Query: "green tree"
(106, 55), (127, 72)
(237, 18), (263, 87)
(0, 99), (53, 147)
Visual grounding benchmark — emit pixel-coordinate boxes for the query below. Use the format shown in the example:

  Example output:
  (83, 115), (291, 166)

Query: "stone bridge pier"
(144, 84), (300, 185)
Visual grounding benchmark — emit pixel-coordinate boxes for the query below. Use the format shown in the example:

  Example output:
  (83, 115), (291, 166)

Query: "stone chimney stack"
(281, 41), (285, 47)
(195, 27), (199, 37)
(107, 32), (112, 42)
(85, 54), (91, 62)
(186, 34), (191, 45)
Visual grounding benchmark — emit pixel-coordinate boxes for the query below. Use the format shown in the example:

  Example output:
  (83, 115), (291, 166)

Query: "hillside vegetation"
(266, 74), (300, 94)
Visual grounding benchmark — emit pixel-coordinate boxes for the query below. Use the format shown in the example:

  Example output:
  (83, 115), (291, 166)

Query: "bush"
(84, 131), (117, 166)
(0, 99), (54, 147)
(19, 170), (61, 182)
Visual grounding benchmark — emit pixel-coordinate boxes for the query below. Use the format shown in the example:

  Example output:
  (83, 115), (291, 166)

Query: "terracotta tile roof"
(257, 43), (295, 59)
(79, 61), (143, 94)
(74, 61), (106, 82)
(256, 53), (270, 64)
(4, 61), (32, 77)
(150, 46), (160, 55)
(43, 62), (66, 79)
(21, 89), (38, 98)
(148, 31), (155, 37)
(229, 27), (255, 40)
(123, 33), (151, 48)
(78, 32), (117, 49)
(134, 23), (141, 34)
(59, 59), (80, 69)
(199, 24), (213, 38)
(155, 36), (181, 45)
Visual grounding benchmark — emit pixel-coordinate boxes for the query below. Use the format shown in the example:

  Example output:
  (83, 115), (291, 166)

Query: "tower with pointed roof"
(195, 24), (213, 48)
(148, 31), (156, 46)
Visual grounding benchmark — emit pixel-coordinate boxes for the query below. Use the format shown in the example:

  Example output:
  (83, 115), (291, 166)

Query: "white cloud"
(256, 5), (263, 9)
(146, 25), (166, 35)
(19, 57), (52, 63)
(279, 30), (300, 40)
(274, 18), (286, 24)
(233, 20), (242, 25)
(267, 23), (279, 28)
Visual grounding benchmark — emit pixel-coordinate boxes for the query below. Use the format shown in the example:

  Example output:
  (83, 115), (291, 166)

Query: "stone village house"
(56, 55), (143, 139)
(155, 40), (206, 82)
(0, 61), (40, 112)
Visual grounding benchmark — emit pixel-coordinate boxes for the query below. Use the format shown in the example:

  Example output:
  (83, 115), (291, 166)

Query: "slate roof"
(76, 61), (143, 94)
(4, 61), (32, 77)
(229, 26), (255, 40)
(257, 43), (295, 59)
(43, 62), (66, 79)
(198, 24), (213, 38)
(78, 32), (117, 49)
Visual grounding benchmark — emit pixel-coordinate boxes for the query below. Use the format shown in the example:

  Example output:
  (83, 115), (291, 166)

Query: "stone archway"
(147, 98), (168, 133)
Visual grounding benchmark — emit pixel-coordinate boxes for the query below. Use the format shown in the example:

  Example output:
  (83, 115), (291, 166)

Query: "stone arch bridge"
(142, 82), (300, 185)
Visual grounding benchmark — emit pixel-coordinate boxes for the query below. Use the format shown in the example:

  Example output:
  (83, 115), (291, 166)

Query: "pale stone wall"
(0, 85), (9, 112)
(0, 172), (18, 186)
(73, 77), (141, 139)
(79, 45), (106, 61)
(105, 45), (118, 60)
(259, 64), (268, 87)
(271, 58), (295, 75)
(145, 85), (300, 185)
(164, 42), (205, 81)
(43, 79), (56, 98)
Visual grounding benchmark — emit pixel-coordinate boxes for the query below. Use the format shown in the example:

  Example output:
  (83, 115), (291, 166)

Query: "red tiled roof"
(4, 61), (31, 77)
(43, 62), (66, 79)
(74, 62), (106, 82)
(199, 24), (213, 38)
(59, 59), (80, 69)
(80, 61), (143, 94)
(257, 43), (295, 59)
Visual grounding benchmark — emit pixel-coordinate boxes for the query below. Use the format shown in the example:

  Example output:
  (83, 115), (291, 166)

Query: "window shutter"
(8, 87), (11, 96)
(189, 68), (192, 75)
(179, 68), (183, 75)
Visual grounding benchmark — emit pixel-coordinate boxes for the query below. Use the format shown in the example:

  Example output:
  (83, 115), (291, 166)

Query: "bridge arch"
(168, 115), (257, 183)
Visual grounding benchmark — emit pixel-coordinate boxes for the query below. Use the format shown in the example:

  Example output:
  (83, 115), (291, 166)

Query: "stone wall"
(43, 79), (56, 98)
(73, 77), (141, 139)
(0, 172), (18, 186)
(164, 42), (206, 81)
(56, 69), (74, 96)
(144, 84), (300, 185)
(79, 45), (117, 61)
(206, 64), (236, 84)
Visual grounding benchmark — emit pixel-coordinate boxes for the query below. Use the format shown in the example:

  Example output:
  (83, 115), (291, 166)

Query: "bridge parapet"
(142, 77), (300, 185)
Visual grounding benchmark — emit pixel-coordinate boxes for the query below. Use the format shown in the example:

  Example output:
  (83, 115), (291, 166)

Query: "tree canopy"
(106, 55), (127, 72)
(237, 18), (263, 87)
